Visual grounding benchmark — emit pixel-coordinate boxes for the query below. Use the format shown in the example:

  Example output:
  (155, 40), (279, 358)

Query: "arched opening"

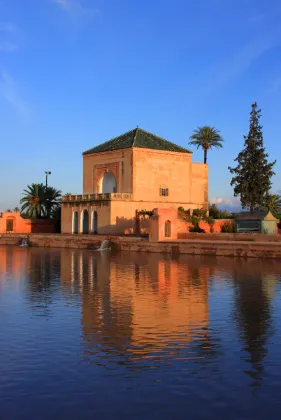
(73, 211), (79, 234)
(92, 211), (98, 234)
(82, 209), (89, 234)
(6, 218), (14, 233)
(165, 220), (171, 238)
(99, 171), (117, 193)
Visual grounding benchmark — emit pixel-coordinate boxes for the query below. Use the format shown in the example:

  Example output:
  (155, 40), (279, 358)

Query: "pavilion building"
(61, 128), (208, 235)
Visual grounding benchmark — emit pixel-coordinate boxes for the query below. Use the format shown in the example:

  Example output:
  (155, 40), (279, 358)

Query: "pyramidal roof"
(83, 128), (191, 155)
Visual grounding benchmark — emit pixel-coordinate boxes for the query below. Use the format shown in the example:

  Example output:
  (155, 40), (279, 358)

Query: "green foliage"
(209, 203), (234, 219)
(178, 207), (191, 220)
(229, 103), (276, 211)
(189, 226), (205, 233)
(13, 207), (20, 212)
(264, 194), (281, 218)
(220, 221), (236, 233)
(192, 208), (208, 218)
(20, 183), (62, 219)
(188, 214), (205, 233)
(137, 209), (153, 218)
(189, 126), (223, 164)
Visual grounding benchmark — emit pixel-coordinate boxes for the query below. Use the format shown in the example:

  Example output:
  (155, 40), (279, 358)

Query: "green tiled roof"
(83, 128), (191, 155)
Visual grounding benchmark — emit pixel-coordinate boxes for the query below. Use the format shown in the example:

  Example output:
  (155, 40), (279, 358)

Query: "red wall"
(177, 218), (232, 235)
(0, 212), (56, 234)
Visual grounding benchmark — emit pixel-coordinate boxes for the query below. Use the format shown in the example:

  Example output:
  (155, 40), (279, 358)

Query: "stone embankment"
(1, 233), (281, 259)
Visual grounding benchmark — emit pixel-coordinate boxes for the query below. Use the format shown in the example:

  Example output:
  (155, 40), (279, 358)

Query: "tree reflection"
(232, 260), (275, 388)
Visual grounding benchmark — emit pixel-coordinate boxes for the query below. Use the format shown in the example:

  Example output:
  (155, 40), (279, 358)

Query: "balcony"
(62, 193), (133, 203)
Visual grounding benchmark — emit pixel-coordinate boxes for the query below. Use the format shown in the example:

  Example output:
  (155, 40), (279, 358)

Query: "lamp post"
(45, 171), (51, 188)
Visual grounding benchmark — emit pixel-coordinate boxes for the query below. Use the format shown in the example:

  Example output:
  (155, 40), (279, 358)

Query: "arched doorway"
(165, 220), (171, 238)
(82, 209), (89, 234)
(6, 218), (14, 233)
(92, 211), (98, 234)
(99, 172), (117, 193)
(73, 211), (78, 234)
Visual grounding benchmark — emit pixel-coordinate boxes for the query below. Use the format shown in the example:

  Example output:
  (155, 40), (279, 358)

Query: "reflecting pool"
(1, 247), (281, 419)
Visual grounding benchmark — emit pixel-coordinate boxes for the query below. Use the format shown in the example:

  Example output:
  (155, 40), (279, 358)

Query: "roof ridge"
(136, 128), (191, 152)
(83, 127), (192, 155)
(132, 127), (138, 146)
(83, 128), (135, 155)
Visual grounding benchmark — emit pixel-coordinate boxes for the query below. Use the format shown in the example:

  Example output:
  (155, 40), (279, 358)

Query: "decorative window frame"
(159, 187), (169, 197)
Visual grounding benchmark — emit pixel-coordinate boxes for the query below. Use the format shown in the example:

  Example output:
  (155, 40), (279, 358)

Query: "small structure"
(0, 212), (56, 234)
(149, 208), (178, 241)
(235, 210), (278, 234)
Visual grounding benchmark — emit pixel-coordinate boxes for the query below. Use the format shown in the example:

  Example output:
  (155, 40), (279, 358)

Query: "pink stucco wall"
(0, 212), (56, 234)
(149, 208), (236, 241)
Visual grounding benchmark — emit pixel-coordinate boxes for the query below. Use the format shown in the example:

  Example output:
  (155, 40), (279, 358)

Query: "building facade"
(61, 128), (208, 235)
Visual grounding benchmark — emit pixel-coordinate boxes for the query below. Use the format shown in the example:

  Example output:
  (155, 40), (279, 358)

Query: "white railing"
(62, 193), (133, 202)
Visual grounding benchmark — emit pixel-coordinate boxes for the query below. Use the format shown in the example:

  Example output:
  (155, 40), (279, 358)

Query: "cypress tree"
(229, 103), (276, 212)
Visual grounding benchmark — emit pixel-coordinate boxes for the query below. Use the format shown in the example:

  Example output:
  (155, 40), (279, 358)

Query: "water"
(1, 247), (281, 420)
(98, 239), (111, 251)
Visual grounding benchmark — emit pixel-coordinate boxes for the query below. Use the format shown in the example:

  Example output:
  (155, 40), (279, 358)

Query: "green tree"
(265, 193), (281, 217)
(20, 183), (46, 219)
(229, 103), (276, 212)
(13, 207), (20, 212)
(20, 184), (62, 219)
(189, 126), (223, 164)
(45, 186), (62, 218)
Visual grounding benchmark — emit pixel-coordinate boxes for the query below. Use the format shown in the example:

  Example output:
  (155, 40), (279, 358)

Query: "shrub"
(220, 221), (236, 233)
(189, 215), (205, 233)
(189, 226), (205, 233)
(209, 203), (233, 219)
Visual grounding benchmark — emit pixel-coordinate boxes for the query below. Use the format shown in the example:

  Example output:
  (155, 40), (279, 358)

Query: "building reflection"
(2, 245), (281, 383)
(60, 251), (213, 367)
(0, 246), (30, 282)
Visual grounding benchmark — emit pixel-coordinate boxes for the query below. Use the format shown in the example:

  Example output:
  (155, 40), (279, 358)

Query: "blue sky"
(0, 0), (281, 210)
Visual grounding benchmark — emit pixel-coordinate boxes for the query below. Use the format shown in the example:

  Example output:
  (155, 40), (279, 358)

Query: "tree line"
(188, 102), (280, 218)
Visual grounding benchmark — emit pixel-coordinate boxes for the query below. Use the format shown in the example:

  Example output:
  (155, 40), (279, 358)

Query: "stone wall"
(1, 234), (281, 259)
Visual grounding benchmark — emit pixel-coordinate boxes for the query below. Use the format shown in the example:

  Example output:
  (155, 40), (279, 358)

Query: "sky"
(0, 0), (281, 210)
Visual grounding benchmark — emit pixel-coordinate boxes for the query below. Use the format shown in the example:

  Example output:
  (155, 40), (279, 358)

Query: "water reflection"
(1, 246), (281, 388)
(232, 262), (274, 388)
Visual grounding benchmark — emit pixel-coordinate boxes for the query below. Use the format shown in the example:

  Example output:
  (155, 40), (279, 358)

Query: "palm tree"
(20, 183), (47, 219)
(265, 194), (281, 216)
(189, 126), (223, 164)
(45, 186), (62, 218)
(20, 184), (62, 219)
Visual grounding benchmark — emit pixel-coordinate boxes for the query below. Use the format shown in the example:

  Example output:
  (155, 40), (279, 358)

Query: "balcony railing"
(62, 193), (133, 202)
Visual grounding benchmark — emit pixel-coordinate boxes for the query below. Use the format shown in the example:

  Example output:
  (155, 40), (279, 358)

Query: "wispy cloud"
(210, 196), (241, 211)
(273, 77), (281, 91)
(0, 22), (18, 52)
(53, 0), (72, 9)
(216, 34), (281, 89)
(0, 42), (18, 52)
(52, 0), (100, 19)
(0, 72), (30, 117)
(0, 22), (17, 33)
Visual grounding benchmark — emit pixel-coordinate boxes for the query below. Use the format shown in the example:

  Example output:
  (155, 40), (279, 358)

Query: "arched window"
(73, 211), (79, 234)
(99, 172), (117, 193)
(6, 218), (14, 233)
(82, 209), (89, 234)
(92, 211), (98, 234)
(165, 220), (171, 238)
